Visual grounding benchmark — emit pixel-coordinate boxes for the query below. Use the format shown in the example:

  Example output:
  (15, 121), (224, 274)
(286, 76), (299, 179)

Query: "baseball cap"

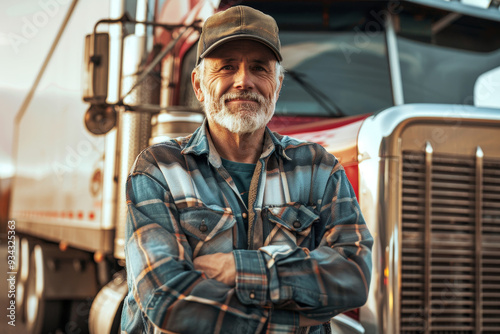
(196, 6), (282, 65)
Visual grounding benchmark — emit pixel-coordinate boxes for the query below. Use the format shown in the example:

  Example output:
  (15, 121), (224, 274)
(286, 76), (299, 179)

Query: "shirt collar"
(181, 119), (291, 165)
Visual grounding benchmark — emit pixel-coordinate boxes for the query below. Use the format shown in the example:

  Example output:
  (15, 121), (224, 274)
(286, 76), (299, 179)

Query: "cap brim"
(199, 34), (282, 62)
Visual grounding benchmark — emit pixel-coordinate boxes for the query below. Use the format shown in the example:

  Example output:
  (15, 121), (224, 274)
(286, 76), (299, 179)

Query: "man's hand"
(193, 252), (236, 287)
(299, 314), (328, 327)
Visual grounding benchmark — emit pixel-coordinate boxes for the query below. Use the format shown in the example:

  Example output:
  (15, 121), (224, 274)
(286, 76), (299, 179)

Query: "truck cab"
(9, 0), (500, 333)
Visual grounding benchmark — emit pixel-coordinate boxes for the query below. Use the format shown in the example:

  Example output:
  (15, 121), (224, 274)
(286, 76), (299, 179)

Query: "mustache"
(222, 91), (266, 104)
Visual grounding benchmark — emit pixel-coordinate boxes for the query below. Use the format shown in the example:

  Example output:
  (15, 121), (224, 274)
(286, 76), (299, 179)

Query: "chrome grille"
(400, 149), (500, 334)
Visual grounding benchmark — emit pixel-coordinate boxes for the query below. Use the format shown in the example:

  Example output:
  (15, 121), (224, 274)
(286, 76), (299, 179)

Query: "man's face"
(193, 40), (282, 134)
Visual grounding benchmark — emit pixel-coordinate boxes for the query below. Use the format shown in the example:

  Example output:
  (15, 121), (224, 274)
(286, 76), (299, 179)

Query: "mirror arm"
(92, 13), (202, 35)
(88, 13), (201, 111)
(116, 25), (193, 106)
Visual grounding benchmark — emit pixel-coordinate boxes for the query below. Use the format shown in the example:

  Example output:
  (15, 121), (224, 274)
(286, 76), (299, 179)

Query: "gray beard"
(201, 88), (276, 134)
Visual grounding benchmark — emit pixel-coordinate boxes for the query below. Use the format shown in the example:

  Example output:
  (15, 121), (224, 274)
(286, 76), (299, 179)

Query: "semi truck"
(9, 0), (500, 333)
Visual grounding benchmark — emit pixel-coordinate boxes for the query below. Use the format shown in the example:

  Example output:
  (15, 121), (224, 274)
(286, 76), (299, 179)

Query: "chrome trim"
(114, 14), (157, 258)
(423, 142), (432, 334)
(384, 13), (404, 106)
(406, 0), (500, 22)
(101, 128), (118, 230)
(155, 112), (205, 124)
(475, 146), (484, 332)
(358, 104), (500, 162)
(150, 110), (204, 145)
(108, 0), (126, 104)
(358, 104), (500, 334)
(331, 314), (366, 334)
(114, 108), (151, 259)
(359, 156), (400, 334)
(101, 0), (125, 232)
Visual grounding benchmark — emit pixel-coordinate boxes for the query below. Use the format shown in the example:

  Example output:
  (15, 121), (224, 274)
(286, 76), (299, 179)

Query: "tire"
(25, 244), (64, 334)
(15, 237), (30, 324)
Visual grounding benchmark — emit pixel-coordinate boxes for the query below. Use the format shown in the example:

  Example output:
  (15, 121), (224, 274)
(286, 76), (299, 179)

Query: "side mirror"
(474, 67), (500, 109)
(83, 33), (109, 103)
(84, 104), (117, 135)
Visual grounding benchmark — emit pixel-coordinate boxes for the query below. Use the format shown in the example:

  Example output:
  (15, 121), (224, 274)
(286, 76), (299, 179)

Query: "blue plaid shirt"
(121, 122), (373, 334)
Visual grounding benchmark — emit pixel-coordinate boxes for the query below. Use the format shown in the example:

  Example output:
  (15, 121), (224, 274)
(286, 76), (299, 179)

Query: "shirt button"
(293, 220), (301, 228)
(249, 291), (256, 299)
(199, 220), (208, 232)
(242, 212), (248, 219)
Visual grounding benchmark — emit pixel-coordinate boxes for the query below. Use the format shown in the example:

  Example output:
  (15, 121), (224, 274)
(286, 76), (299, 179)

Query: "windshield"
(277, 31), (392, 117)
(247, 0), (500, 116)
(396, 10), (500, 106)
(179, 1), (500, 116)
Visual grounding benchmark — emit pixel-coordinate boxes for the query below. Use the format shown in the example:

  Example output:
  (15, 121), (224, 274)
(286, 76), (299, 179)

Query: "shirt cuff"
(233, 250), (269, 306)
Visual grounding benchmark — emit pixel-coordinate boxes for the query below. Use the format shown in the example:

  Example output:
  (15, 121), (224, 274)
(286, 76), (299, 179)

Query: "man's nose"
(233, 67), (254, 90)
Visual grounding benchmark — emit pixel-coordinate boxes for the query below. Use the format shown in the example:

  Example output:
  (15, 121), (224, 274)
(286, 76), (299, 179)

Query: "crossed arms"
(122, 150), (373, 334)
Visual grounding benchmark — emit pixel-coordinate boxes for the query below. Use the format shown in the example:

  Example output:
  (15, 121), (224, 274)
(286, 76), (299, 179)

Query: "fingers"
(193, 253), (236, 287)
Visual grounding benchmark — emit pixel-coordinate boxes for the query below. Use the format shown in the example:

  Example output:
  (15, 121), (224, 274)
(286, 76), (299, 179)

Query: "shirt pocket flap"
(266, 203), (319, 232)
(179, 207), (235, 242)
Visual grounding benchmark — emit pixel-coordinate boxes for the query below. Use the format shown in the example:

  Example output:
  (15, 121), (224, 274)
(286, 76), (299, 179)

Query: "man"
(121, 5), (372, 334)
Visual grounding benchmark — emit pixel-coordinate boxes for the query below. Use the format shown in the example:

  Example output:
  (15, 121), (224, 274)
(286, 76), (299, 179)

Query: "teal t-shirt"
(220, 157), (256, 208)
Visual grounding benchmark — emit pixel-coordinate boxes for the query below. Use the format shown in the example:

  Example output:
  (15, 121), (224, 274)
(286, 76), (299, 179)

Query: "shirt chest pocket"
(179, 207), (237, 258)
(263, 203), (319, 248)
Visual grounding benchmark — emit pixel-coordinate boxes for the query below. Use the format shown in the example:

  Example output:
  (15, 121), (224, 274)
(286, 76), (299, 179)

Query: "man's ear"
(277, 75), (284, 97)
(192, 69), (204, 102)
(275, 72), (284, 98)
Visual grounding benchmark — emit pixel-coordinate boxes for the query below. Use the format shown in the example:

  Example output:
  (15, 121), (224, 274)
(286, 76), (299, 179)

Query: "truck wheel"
(25, 244), (63, 334)
(89, 270), (128, 334)
(16, 237), (30, 324)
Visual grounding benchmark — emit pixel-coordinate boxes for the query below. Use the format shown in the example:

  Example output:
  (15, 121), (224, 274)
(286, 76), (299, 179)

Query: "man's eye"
(253, 66), (266, 71)
(221, 65), (234, 70)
